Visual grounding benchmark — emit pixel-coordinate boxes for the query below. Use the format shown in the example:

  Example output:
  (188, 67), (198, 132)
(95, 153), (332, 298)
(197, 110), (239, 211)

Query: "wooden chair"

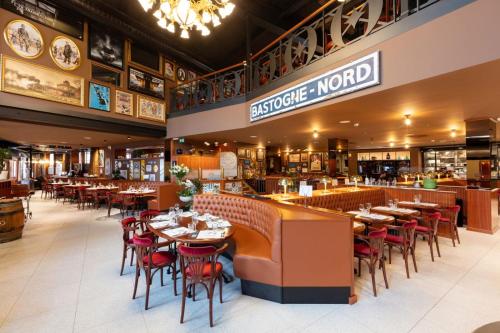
(62, 186), (77, 204)
(438, 205), (461, 246)
(178, 243), (228, 327)
(415, 211), (441, 261)
(354, 227), (388, 297)
(53, 184), (65, 202)
(92, 189), (108, 209)
(120, 217), (141, 276)
(132, 235), (177, 310)
(107, 192), (124, 217)
(139, 210), (161, 233)
(122, 194), (138, 216)
(384, 219), (418, 279)
(78, 187), (94, 210)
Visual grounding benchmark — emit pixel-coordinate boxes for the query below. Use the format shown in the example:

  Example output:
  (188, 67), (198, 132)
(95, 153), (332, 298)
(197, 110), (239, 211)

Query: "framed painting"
(3, 19), (44, 59)
(1, 56), (84, 106)
(128, 66), (165, 99)
(91, 64), (121, 86)
(130, 42), (160, 72)
(176, 67), (186, 82)
(89, 82), (111, 111)
(289, 154), (300, 163)
(137, 95), (165, 122)
(309, 153), (323, 171)
(115, 90), (133, 116)
(88, 24), (124, 69)
(300, 153), (308, 162)
(49, 36), (80, 70)
(257, 149), (265, 161)
(164, 60), (175, 81)
(237, 148), (246, 158)
(245, 149), (251, 159)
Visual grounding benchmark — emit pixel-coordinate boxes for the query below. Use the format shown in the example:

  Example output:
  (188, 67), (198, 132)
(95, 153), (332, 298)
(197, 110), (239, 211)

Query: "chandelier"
(137, 0), (235, 39)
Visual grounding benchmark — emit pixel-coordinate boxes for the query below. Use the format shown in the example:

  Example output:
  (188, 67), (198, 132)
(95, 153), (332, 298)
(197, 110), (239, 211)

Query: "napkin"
(151, 215), (172, 221)
(205, 220), (232, 228)
(149, 221), (178, 229)
(197, 230), (225, 239)
(163, 227), (192, 237)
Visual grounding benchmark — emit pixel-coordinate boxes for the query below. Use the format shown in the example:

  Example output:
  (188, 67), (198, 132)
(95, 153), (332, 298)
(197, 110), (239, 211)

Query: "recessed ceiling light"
(389, 142), (395, 147)
(353, 123), (360, 127)
(204, 141), (210, 146)
(127, 136), (132, 140)
(84, 136), (91, 140)
(339, 120), (351, 124)
(404, 143), (410, 149)
(404, 114), (412, 126)
(267, 141), (271, 144)
(450, 129), (457, 138)
(250, 135), (257, 138)
(313, 130), (319, 138)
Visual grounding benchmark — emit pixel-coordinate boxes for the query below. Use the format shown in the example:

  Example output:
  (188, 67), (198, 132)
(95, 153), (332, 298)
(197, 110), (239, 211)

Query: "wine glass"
(388, 199), (393, 208)
(366, 203), (372, 214)
(394, 199), (399, 208)
(359, 204), (365, 214)
(169, 207), (175, 216)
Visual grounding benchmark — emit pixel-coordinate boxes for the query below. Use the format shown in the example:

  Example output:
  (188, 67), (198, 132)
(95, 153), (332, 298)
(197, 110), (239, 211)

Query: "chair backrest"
(429, 212), (441, 235)
(178, 244), (218, 283)
(140, 210), (160, 220)
(451, 205), (461, 226)
(403, 220), (417, 247)
(132, 234), (154, 269)
(368, 227), (387, 261)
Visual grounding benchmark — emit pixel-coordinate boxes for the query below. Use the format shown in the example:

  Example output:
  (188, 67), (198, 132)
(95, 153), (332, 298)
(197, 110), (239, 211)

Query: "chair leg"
(160, 268), (164, 287)
(358, 257), (361, 277)
(209, 281), (214, 327)
(180, 280), (187, 324)
(388, 246), (392, 264)
(192, 284), (196, 301)
(411, 248), (418, 273)
(450, 223), (456, 247)
(381, 259), (389, 289)
(404, 251), (410, 278)
(219, 275), (223, 303)
(130, 248), (135, 266)
(173, 262), (178, 296)
(429, 234), (435, 262)
(132, 266), (140, 299)
(145, 271), (151, 310)
(435, 236), (441, 257)
(369, 264), (377, 297)
(108, 203), (112, 217)
(455, 226), (461, 244)
(120, 243), (127, 276)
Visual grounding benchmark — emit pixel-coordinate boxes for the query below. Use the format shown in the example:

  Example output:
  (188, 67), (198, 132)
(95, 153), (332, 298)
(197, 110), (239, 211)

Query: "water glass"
(366, 203), (372, 214)
(388, 199), (393, 208)
(359, 204), (365, 213)
(394, 199), (399, 208)
(169, 207), (175, 216)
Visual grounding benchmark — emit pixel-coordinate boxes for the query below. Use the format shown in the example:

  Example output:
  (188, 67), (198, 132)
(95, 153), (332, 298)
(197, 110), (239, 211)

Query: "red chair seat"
(415, 225), (431, 233)
(143, 251), (176, 267)
(354, 243), (378, 256)
(439, 217), (450, 222)
(186, 262), (223, 277)
(385, 234), (403, 244)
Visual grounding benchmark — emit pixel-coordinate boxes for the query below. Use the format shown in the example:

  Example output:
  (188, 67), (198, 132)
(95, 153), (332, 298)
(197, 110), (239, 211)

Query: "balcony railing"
(171, 0), (440, 115)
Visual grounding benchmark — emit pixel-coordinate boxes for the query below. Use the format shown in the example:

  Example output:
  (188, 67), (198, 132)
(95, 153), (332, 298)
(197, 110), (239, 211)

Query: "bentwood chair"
(107, 192), (124, 217)
(53, 185), (65, 202)
(438, 205), (461, 246)
(384, 219), (418, 279)
(132, 235), (177, 310)
(139, 210), (161, 232)
(415, 212), (442, 261)
(120, 217), (139, 276)
(122, 194), (138, 216)
(354, 227), (388, 297)
(92, 189), (108, 209)
(63, 186), (77, 204)
(178, 243), (228, 327)
(78, 187), (94, 210)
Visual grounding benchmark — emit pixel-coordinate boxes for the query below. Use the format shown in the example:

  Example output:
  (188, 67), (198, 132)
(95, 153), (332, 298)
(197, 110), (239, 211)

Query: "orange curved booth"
(193, 194), (357, 304)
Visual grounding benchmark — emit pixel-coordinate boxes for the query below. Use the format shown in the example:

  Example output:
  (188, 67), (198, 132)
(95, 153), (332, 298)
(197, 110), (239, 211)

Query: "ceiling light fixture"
(450, 129), (457, 138)
(404, 143), (410, 149)
(389, 142), (395, 147)
(313, 130), (319, 139)
(353, 123), (360, 127)
(204, 141), (210, 146)
(339, 120), (351, 124)
(250, 135), (257, 138)
(404, 114), (412, 126)
(138, 0), (235, 39)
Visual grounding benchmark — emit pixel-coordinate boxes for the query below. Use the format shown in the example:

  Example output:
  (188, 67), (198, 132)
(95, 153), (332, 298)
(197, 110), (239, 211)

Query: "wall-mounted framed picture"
(289, 154), (300, 163)
(88, 24), (124, 69)
(176, 67), (186, 82)
(164, 60), (175, 81)
(245, 149), (251, 159)
(187, 70), (196, 82)
(300, 153), (308, 162)
(4, 19), (44, 59)
(128, 67), (165, 99)
(91, 64), (121, 86)
(130, 42), (160, 72)
(89, 82), (111, 111)
(1, 56), (84, 106)
(115, 90), (133, 116)
(257, 149), (265, 161)
(309, 153), (323, 171)
(137, 95), (165, 122)
(49, 36), (81, 70)
(237, 148), (246, 158)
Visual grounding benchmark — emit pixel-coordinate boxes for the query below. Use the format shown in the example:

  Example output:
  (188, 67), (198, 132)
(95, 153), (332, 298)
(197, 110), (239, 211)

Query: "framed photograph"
(176, 67), (186, 82)
(300, 153), (308, 162)
(245, 149), (251, 159)
(130, 42), (160, 72)
(251, 149), (256, 160)
(3, 19), (44, 59)
(309, 153), (323, 171)
(257, 149), (265, 161)
(137, 95), (165, 122)
(49, 36), (80, 70)
(89, 24), (124, 69)
(289, 154), (300, 163)
(164, 60), (175, 81)
(91, 64), (121, 86)
(128, 67), (165, 99)
(237, 148), (246, 158)
(1, 56), (83, 106)
(187, 70), (196, 82)
(115, 90), (133, 116)
(89, 82), (111, 111)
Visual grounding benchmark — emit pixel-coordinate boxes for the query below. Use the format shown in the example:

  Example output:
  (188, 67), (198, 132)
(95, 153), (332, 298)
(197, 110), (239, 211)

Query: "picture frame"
(4, 19), (44, 59)
(1, 56), (84, 106)
(300, 153), (309, 162)
(245, 149), (251, 159)
(237, 148), (246, 158)
(137, 95), (165, 122)
(49, 36), (80, 71)
(289, 154), (300, 163)
(115, 90), (133, 116)
(130, 42), (160, 72)
(187, 70), (196, 82)
(309, 153), (323, 171)
(89, 82), (111, 111)
(88, 24), (124, 69)
(91, 64), (121, 86)
(128, 67), (165, 99)
(257, 149), (265, 161)
(164, 60), (175, 81)
(176, 67), (186, 82)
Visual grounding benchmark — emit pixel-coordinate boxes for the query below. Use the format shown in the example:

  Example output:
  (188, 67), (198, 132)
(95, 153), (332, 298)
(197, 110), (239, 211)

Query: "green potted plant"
(0, 148), (12, 180)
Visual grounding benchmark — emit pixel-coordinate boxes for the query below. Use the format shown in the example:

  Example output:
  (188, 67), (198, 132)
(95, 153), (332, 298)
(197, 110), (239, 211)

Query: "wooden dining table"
(370, 206), (420, 218)
(396, 201), (440, 210)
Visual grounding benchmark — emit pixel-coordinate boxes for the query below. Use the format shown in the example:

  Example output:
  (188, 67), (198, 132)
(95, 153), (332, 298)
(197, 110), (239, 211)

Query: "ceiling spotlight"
(313, 130), (319, 139)
(127, 136), (132, 140)
(404, 114), (412, 126)
(404, 143), (410, 149)
(339, 120), (351, 124)
(204, 141), (210, 146)
(214, 141), (219, 146)
(223, 142), (228, 147)
(450, 129), (457, 138)
(250, 135), (257, 138)
(353, 123), (360, 127)
(389, 142), (395, 147)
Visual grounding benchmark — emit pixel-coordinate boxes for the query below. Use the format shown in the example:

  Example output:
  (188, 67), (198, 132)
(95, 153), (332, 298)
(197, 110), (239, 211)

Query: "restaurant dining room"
(1, 0), (500, 332)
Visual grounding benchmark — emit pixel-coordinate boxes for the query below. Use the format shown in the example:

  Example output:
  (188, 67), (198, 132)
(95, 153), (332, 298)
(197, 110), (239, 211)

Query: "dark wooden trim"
(0, 105), (165, 138)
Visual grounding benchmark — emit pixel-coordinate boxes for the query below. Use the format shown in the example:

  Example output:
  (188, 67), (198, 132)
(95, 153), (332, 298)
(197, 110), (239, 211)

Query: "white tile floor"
(0, 195), (499, 333)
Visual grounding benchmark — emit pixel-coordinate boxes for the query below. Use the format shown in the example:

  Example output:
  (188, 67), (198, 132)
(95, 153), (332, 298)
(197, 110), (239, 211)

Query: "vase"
(179, 196), (193, 203)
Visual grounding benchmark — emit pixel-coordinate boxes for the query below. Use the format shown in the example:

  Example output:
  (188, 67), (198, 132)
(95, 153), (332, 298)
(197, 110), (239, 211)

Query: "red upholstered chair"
(107, 192), (124, 217)
(415, 212), (441, 261)
(53, 184), (65, 202)
(178, 243), (228, 327)
(132, 235), (177, 310)
(120, 217), (139, 276)
(139, 210), (161, 233)
(92, 190), (108, 209)
(439, 205), (461, 246)
(122, 194), (138, 216)
(78, 187), (94, 210)
(384, 219), (418, 278)
(354, 227), (388, 297)
(63, 186), (77, 204)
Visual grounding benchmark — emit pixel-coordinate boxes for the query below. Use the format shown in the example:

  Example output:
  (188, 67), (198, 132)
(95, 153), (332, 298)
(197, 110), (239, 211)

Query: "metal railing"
(170, 0), (440, 114)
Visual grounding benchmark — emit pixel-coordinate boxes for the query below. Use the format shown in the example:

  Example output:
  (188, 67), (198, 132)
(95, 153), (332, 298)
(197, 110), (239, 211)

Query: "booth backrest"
(193, 194), (282, 262)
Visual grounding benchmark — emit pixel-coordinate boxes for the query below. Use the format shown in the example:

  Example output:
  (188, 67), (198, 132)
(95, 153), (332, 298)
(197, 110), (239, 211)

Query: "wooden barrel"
(0, 199), (25, 243)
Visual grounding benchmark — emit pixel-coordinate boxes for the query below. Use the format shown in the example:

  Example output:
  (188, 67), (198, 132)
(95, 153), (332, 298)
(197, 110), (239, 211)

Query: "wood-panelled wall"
(466, 189), (499, 234)
(176, 155), (220, 170)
